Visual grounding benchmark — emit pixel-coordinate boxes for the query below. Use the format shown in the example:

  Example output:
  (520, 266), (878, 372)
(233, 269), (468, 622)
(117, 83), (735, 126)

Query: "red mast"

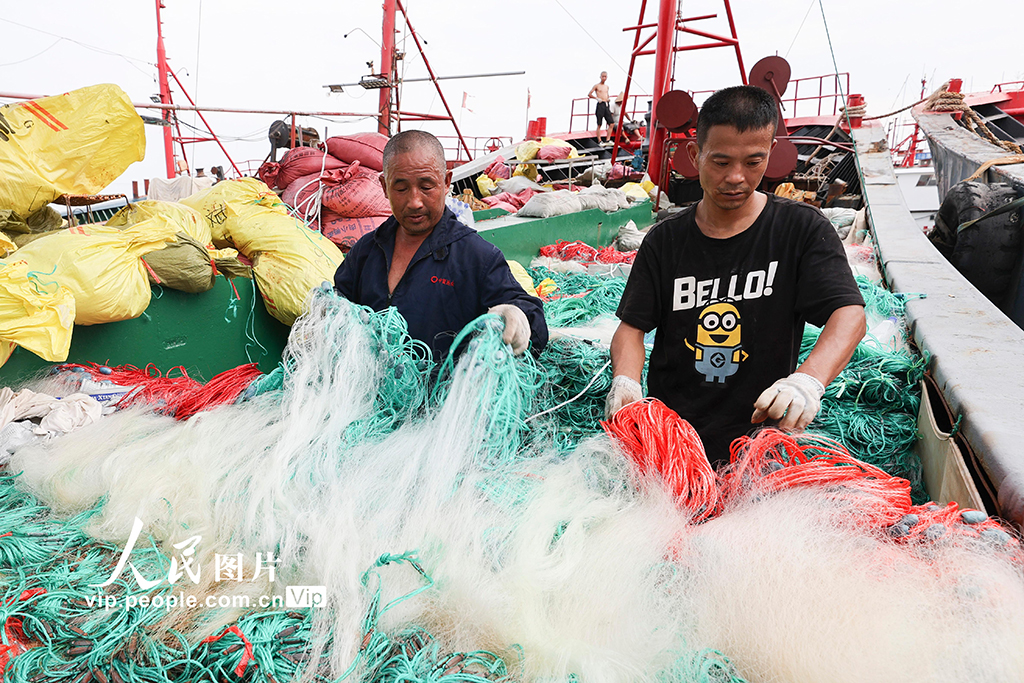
(379, 0), (396, 135)
(620, 0), (747, 184)
(155, 0), (175, 178)
(647, 0), (677, 184)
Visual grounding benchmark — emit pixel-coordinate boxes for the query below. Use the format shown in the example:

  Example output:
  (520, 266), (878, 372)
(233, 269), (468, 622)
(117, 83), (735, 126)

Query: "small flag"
(527, 87), (531, 110)
(461, 92), (474, 113)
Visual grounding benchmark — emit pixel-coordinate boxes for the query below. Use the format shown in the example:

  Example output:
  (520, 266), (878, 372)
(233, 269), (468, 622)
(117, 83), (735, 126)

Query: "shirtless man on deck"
(588, 71), (614, 145)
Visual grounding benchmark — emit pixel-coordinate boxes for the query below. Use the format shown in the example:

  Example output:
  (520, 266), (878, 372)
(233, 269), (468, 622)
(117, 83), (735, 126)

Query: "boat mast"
(642, 0), (747, 184)
(379, 0), (396, 136)
(648, 0), (677, 184)
(155, 0), (175, 179)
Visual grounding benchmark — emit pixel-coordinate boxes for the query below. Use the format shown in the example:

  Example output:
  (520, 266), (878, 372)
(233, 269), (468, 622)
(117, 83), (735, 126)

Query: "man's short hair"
(696, 85), (778, 147)
(382, 130), (446, 173)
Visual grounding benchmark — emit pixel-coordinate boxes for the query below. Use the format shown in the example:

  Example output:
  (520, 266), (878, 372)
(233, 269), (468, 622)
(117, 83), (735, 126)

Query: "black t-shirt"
(616, 194), (864, 466)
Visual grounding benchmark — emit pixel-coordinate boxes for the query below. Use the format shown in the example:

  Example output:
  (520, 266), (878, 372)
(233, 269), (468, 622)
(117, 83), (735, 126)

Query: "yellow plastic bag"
(536, 278), (558, 298)
(513, 164), (539, 181)
(9, 222), (175, 325)
(0, 259), (75, 364)
(183, 178), (344, 325)
(0, 340), (14, 368)
(476, 174), (497, 198)
(515, 140), (542, 162)
(0, 84), (145, 217)
(619, 182), (652, 202)
(181, 177), (290, 247)
(0, 233), (15, 258)
(106, 200), (212, 247)
(209, 247), (251, 280)
(506, 260), (537, 297)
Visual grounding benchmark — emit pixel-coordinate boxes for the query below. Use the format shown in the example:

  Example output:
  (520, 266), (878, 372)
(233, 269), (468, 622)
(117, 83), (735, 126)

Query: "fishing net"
(1, 272), (1022, 683)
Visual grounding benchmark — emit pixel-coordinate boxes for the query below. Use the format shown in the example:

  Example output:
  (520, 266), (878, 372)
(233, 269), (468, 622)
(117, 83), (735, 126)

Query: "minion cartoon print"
(685, 302), (749, 384)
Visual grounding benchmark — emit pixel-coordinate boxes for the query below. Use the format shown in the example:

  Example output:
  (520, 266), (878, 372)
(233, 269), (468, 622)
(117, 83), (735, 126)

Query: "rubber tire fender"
(932, 181), (1022, 300)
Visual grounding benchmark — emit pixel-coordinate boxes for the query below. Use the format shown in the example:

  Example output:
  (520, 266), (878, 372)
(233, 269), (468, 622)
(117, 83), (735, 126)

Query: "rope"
(59, 362), (263, 420)
(803, 121), (842, 168)
(602, 398), (719, 522)
(538, 240), (637, 265)
(924, 84), (1024, 154)
(529, 266), (627, 328)
(862, 97), (927, 121)
(796, 277), (929, 497)
(525, 359), (610, 423)
(962, 155), (1024, 182)
(532, 337), (647, 452)
(840, 102), (867, 118)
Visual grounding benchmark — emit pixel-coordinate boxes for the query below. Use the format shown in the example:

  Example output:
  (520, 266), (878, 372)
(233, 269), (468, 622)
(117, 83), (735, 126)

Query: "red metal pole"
(167, 69), (242, 177)
(721, 0), (747, 84)
(631, 31), (657, 57)
(899, 78), (927, 167)
(648, 0), (677, 185)
(396, 0), (472, 160)
(675, 26), (738, 45)
(380, 0), (396, 136)
(171, 111), (190, 175)
(0, 92), (377, 119)
(155, 0), (175, 178)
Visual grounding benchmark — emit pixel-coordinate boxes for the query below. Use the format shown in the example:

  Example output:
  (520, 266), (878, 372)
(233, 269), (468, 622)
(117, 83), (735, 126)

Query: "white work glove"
(751, 372), (825, 430)
(604, 375), (643, 420)
(488, 304), (531, 355)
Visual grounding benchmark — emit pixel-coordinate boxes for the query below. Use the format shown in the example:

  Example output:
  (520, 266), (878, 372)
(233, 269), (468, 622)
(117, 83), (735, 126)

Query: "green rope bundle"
(531, 337), (649, 452)
(242, 364), (285, 399)
(656, 648), (749, 683)
(854, 274), (924, 320)
(528, 267), (626, 328)
(800, 277), (928, 499)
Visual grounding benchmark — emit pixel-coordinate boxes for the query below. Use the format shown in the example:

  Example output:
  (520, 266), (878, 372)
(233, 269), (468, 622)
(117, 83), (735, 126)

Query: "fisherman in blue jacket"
(334, 130), (548, 361)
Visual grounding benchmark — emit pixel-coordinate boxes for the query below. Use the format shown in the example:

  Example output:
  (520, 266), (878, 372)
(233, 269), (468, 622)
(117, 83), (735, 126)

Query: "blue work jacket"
(334, 208), (548, 361)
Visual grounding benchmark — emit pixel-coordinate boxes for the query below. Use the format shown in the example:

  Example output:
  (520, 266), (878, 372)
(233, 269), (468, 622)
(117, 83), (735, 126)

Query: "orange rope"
(62, 362), (262, 420)
(603, 411), (1020, 557)
(602, 398), (719, 521)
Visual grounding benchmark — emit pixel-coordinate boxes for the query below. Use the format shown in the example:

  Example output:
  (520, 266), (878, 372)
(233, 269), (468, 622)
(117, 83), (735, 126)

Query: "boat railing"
(436, 135), (515, 164)
(569, 73), (850, 135)
(697, 74), (850, 118)
(231, 159), (268, 178)
(568, 95), (649, 134)
(991, 81), (1024, 93)
(778, 72), (850, 118)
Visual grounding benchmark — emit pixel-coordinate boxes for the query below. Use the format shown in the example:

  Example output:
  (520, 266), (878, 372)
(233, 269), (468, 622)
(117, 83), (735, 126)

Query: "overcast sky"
(2, 0), (1022, 196)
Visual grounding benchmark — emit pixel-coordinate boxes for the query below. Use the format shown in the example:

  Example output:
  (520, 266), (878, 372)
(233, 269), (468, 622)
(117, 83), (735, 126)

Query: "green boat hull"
(0, 278), (290, 384)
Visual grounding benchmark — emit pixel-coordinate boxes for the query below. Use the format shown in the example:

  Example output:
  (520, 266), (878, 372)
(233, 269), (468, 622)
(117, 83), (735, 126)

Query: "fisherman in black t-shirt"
(606, 85), (866, 467)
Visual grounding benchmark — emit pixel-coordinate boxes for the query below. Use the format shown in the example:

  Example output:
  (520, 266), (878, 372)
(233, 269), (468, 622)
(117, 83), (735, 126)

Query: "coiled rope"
(923, 84), (1024, 154)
